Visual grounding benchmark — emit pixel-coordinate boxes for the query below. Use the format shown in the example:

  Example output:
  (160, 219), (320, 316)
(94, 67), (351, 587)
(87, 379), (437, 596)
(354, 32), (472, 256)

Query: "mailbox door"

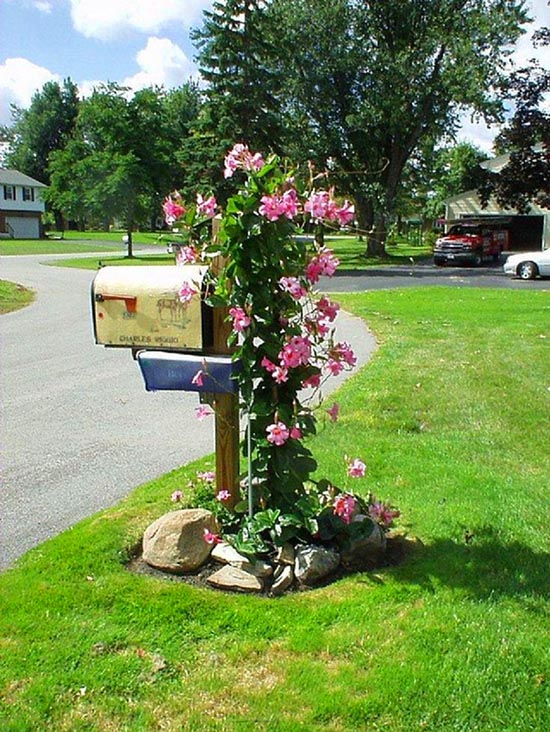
(92, 265), (208, 351)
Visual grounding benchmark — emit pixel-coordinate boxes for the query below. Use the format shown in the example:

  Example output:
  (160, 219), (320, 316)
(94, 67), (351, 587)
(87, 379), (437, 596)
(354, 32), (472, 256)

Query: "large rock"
(339, 522), (387, 570)
(142, 508), (219, 573)
(210, 541), (273, 577)
(270, 564), (294, 596)
(294, 545), (340, 586)
(207, 565), (264, 593)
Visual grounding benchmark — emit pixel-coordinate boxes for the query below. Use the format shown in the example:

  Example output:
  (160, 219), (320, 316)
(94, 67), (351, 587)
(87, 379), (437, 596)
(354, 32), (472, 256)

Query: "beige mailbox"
(91, 265), (213, 352)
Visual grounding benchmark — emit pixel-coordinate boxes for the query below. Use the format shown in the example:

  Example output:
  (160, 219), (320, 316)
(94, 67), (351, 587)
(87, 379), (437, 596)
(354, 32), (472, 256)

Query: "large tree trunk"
(354, 192), (386, 258)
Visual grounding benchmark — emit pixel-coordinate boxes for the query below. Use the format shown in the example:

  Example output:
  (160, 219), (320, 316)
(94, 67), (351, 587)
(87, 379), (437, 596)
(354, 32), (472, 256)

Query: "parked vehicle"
(503, 249), (550, 279)
(434, 224), (505, 266)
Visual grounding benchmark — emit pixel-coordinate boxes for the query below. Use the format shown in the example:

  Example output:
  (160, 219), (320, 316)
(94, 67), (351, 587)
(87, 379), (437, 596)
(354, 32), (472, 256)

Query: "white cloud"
(123, 37), (198, 91)
(33, 1), (53, 12)
(69, 0), (213, 40)
(0, 57), (60, 125)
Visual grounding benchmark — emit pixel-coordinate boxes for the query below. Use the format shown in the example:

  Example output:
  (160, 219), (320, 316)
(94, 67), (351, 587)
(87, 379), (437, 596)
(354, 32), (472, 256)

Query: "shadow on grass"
(391, 525), (549, 604)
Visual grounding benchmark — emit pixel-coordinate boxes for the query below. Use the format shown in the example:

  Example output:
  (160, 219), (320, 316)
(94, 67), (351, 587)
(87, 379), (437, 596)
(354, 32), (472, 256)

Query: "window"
(22, 187), (34, 202)
(3, 185), (15, 200)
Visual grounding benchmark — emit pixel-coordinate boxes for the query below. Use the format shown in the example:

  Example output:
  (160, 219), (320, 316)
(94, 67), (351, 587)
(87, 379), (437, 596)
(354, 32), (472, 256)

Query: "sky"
(0, 0), (548, 153)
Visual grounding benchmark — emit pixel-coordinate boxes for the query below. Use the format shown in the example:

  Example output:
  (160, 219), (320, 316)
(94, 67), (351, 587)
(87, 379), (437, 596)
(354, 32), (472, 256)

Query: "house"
(445, 150), (550, 251)
(0, 169), (47, 239)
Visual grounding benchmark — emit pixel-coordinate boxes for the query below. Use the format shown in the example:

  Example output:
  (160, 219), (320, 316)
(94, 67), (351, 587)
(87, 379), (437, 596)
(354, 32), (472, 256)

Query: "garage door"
(6, 216), (40, 239)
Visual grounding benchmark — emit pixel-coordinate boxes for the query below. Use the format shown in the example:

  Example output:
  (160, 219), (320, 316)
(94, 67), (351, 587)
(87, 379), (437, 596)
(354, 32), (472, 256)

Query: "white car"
(503, 249), (550, 280)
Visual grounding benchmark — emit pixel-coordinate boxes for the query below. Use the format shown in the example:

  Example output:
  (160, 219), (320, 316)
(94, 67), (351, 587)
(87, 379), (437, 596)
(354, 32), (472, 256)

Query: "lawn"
(0, 287), (548, 732)
(0, 279), (34, 313)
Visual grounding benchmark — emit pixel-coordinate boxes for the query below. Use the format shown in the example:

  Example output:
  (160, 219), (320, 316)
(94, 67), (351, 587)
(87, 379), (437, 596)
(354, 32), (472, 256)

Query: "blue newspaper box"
(137, 351), (240, 394)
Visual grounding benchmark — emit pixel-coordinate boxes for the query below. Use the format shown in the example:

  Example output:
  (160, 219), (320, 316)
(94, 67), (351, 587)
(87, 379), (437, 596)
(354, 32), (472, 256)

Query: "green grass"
(47, 230), (167, 245)
(0, 279), (35, 313)
(0, 239), (122, 256)
(1, 288), (549, 732)
(326, 234), (432, 269)
(51, 254), (176, 269)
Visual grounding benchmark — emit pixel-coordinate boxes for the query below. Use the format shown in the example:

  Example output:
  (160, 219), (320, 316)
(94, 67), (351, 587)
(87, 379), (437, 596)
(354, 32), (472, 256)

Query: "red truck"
(433, 223), (507, 266)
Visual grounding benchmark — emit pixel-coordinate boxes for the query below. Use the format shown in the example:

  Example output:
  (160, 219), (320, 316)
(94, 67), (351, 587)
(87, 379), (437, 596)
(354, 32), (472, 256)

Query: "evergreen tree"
(188, 0), (283, 199)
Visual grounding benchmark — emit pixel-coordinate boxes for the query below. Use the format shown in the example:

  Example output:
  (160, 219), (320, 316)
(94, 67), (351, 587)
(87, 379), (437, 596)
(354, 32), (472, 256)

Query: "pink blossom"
(179, 282), (198, 303)
(304, 190), (331, 220)
(203, 527), (222, 545)
(229, 306), (251, 333)
(302, 373), (321, 389)
(217, 489), (231, 502)
(224, 144), (265, 178)
(279, 335), (311, 369)
(326, 359), (344, 376)
(332, 341), (357, 367)
(196, 193), (217, 218)
(195, 406), (213, 421)
(347, 458), (366, 478)
(305, 248), (340, 283)
(272, 366), (289, 384)
(335, 200), (355, 226)
(333, 494), (357, 524)
(279, 276), (308, 300)
(266, 421), (290, 446)
(281, 188), (299, 219)
(368, 501), (401, 529)
(197, 471), (216, 483)
(290, 425), (302, 440)
(191, 369), (204, 387)
(163, 195), (185, 225)
(176, 246), (198, 265)
(326, 402), (340, 422)
(261, 356), (277, 373)
(316, 296), (340, 322)
(171, 490), (183, 502)
(259, 193), (284, 221)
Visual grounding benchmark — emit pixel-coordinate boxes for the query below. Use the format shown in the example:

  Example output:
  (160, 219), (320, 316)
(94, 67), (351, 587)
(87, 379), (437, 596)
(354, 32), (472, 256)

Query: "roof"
(480, 143), (545, 173)
(0, 169), (47, 188)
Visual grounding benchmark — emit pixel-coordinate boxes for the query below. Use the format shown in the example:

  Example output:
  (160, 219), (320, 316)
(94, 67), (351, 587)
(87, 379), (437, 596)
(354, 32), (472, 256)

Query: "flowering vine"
(162, 144), (398, 555)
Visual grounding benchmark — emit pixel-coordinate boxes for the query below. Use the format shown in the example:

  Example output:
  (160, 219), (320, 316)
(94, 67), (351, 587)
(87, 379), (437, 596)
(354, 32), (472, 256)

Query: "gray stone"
(275, 543), (295, 566)
(142, 508), (219, 573)
(210, 541), (273, 577)
(270, 564), (294, 596)
(206, 565), (264, 593)
(340, 522), (387, 570)
(294, 545), (340, 586)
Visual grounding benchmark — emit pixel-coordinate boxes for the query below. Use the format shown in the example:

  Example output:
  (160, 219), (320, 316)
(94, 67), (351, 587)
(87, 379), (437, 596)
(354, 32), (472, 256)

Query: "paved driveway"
(0, 253), (375, 569)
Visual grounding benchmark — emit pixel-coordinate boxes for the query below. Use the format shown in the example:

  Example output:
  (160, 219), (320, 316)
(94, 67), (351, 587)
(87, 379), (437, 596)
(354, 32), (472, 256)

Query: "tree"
(188, 0), (284, 200)
(268, 0), (528, 255)
(6, 79), (79, 185)
(479, 21), (550, 212)
(46, 84), (178, 254)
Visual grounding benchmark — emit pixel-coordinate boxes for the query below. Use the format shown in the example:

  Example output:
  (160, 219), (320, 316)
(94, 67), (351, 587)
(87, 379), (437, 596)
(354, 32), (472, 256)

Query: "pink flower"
(217, 489), (231, 502)
(176, 245), (198, 265)
(304, 190), (331, 220)
(347, 458), (366, 478)
(316, 296), (340, 322)
(203, 527), (222, 545)
(195, 406), (213, 421)
(290, 425), (302, 440)
(197, 471), (216, 483)
(326, 359), (344, 376)
(279, 276), (307, 300)
(302, 373), (321, 389)
(326, 402), (340, 422)
(162, 195), (185, 225)
(305, 248), (340, 283)
(229, 306), (251, 333)
(179, 282), (198, 303)
(272, 366), (289, 384)
(281, 188), (299, 219)
(224, 144), (265, 178)
(333, 494), (357, 524)
(191, 369), (204, 387)
(259, 193), (285, 221)
(279, 335), (311, 369)
(335, 200), (355, 226)
(368, 501), (401, 529)
(333, 341), (357, 367)
(196, 193), (217, 218)
(171, 490), (183, 502)
(266, 421), (290, 446)
(261, 356), (277, 372)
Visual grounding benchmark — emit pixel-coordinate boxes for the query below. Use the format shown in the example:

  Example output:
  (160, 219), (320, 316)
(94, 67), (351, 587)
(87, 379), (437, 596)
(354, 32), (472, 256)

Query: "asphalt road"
(0, 252), (376, 570)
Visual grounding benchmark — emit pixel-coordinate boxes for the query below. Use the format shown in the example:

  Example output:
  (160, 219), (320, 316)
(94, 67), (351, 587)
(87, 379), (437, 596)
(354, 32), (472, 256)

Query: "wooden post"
(209, 217), (240, 508)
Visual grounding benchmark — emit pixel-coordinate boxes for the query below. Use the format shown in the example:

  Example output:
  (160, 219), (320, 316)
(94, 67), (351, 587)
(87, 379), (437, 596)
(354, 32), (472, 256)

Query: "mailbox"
(137, 351), (240, 394)
(91, 265), (213, 352)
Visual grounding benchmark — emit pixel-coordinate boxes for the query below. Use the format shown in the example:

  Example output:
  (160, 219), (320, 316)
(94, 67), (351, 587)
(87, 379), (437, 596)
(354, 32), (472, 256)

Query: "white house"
(445, 150), (550, 251)
(0, 169), (47, 239)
